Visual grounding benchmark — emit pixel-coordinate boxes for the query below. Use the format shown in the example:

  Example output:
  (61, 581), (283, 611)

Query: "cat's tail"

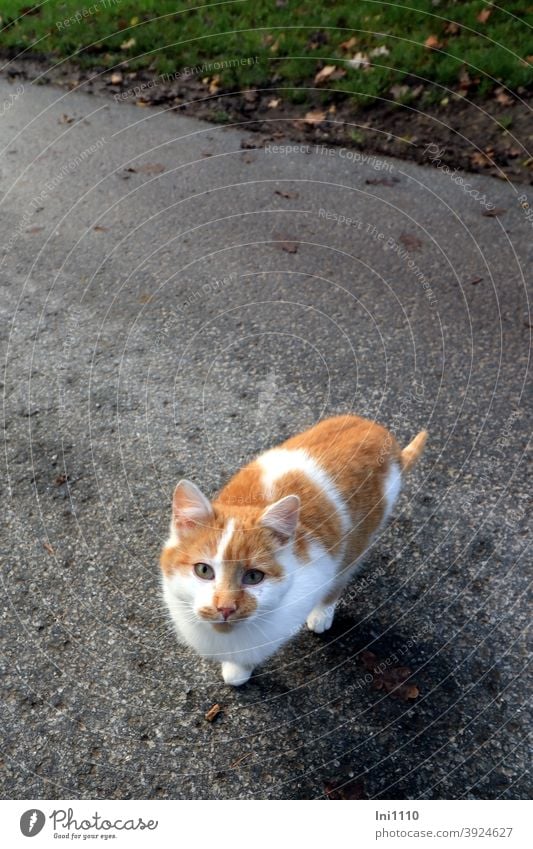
(400, 430), (428, 473)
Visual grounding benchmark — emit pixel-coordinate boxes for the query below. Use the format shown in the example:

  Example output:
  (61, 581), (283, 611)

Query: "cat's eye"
(194, 562), (215, 580)
(242, 569), (265, 586)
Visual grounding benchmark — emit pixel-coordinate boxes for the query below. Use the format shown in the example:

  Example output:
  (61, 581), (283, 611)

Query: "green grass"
(0, 1), (531, 105)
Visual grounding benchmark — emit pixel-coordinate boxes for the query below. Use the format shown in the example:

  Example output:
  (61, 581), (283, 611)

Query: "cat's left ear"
(172, 479), (214, 532)
(260, 494), (300, 547)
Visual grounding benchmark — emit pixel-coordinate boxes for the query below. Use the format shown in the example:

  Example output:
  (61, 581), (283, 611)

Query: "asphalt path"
(0, 78), (530, 799)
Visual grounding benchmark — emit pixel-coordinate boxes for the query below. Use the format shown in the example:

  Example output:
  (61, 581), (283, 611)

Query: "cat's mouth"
(211, 620), (237, 633)
(198, 606), (241, 627)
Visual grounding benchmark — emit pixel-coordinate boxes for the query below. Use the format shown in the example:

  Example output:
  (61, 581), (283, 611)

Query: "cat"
(160, 415), (427, 686)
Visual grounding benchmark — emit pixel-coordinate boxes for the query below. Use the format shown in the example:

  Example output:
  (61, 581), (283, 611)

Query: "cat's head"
(161, 480), (300, 630)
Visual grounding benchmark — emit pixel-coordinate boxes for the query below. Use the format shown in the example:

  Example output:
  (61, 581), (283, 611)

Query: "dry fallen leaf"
(470, 150), (493, 168)
(59, 113), (74, 124)
(399, 232), (423, 251)
(138, 293), (154, 303)
(43, 541), (55, 555)
(424, 34), (442, 49)
(468, 276), (483, 285)
(205, 703), (222, 722)
(274, 189), (299, 199)
(339, 36), (358, 52)
(477, 9), (492, 23)
(458, 68), (474, 91)
(494, 87), (514, 106)
(126, 163), (166, 174)
(315, 65), (338, 85)
(346, 52), (371, 69)
(390, 84), (410, 101)
(54, 473), (68, 486)
(369, 45), (390, 58)
(482, 207), (506, 218)
(208, 75), (221, 94)
(267, 97), (281, 108)
(444, 22), (460, 35)
(229, 752), (253, 768)
(121, 37), (136, 50)
(357, 650), (420, 702)
(273, 231), (299, 253)
(93, 225), (108, 232)
(243, 89), (258, 104)
(359, 650), (379, 672)
(110, 71), (123, 85)
(303, 109), (327, 125)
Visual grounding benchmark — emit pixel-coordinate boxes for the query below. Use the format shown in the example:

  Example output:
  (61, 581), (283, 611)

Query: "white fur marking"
(221, 661), (252, 686)
(213, 518), (235, 570)
(258, 447), (351, 534)
(383, 462), (402, 522)
(307, 602), (335, 633)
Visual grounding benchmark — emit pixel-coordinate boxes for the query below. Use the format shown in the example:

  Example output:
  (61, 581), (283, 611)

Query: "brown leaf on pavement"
(125, 163), (166, 174)
(399, 232), (423, 251)
(205, 703), (222, 722)
(272, 231), (299, 253)
(482, 207), (506, 218)
(274, 189), (299, 199)
(357, 650), (420, 701)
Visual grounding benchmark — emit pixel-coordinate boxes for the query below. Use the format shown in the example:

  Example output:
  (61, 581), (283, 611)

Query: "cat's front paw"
(221, 661), (252, 687)
(307, 604), (335, 634)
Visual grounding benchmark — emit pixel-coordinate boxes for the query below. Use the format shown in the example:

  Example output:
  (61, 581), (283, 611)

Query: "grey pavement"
(0, 77), (531, 800)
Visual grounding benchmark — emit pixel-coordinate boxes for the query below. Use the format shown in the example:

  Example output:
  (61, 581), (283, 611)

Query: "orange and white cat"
(161, 415), (427, 686)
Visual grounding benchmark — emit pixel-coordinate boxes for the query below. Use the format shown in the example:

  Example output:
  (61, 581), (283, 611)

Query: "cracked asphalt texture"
(0, 78), (531, 800)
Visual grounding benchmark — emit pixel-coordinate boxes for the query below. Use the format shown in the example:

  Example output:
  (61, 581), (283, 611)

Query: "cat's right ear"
(172, 480), (214, 532)
(260, 494), (300, 547)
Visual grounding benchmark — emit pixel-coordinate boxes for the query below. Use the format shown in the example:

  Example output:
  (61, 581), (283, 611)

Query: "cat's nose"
(217, 605), (237, 621)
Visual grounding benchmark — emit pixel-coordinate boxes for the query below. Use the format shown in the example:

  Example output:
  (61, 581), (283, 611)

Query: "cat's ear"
(260, 494), (300, 546)
(172, 480), (214, 532)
